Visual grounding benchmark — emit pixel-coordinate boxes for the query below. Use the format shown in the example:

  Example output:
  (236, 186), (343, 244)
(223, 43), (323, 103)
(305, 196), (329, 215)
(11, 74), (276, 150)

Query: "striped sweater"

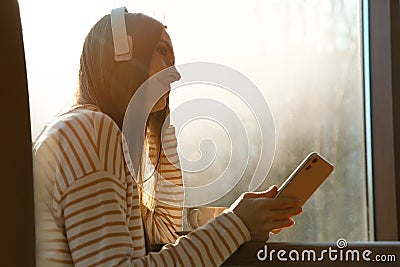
(33, 105), (250, 266)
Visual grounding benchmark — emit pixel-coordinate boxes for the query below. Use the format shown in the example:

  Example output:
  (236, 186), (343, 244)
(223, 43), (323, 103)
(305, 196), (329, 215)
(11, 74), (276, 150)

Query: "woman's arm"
(62, 173), (250, 267)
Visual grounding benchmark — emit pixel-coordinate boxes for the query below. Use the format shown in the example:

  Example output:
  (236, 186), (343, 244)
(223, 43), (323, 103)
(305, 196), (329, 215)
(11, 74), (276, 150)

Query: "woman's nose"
(168, 66), (181, 83)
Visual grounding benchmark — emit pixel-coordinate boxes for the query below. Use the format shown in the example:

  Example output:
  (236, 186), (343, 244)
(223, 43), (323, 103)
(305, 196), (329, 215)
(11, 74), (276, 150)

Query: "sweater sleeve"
(64, 175), (250, 266)
(146, 210), (251, 267)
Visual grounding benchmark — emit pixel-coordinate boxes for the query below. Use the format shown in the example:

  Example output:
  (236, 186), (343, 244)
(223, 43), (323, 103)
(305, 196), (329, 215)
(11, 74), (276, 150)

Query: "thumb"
(245, 185), (278, 199)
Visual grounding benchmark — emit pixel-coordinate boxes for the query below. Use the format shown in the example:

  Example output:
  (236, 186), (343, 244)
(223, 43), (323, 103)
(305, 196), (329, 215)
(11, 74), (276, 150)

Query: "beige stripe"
(113, 132), (122, 177)
(159, 169), (181, 174)
(161, 135), (176, 141)
(64, 199), (120, 221)
(103, 121), (114, 172)
(157, 190), (183, 196)
(130, 215), (141, 220)
(51, 134), (78, 180)
(128, 225), (142, 231)
(64, 120), (96, 171)
(217, 217), (240, 247)
(137, 257), (146, 267)
(79, 111), (95, 127)
(163, 129), (176, 136)
(156, 197), (184, 205)
(75, 243), (133, 264)
(74, 115), (97, 155)
(133, 245), (144, 251)
(157, 205), (183, 214)
(162, 175), (182, 182)
(184, 235), (206, 266)
(209, 220), (231, 255)
(159, 250), (168, 266)
(161, 152), (178, 158)
(161, 248), (175, 266)
(45, 258), (74, 264)
(180, 239), (196, 266)
(71, 232), (131, 253)
(41, 228), (62, 233)
(41, 139), (68, 189)
(40, 218), (56, 223)
(149, 139), (176, 145)
(172, 245), (185, 266)
(66, 210), (122, 232)
(202, 228), (224, 262)
(214, 218), (237, 251)
(57, 127), (86, 176)
(151, 218), (156, 243)
(96, 114), (105, 157)
(59, 176), (124, 204)
(54, 179), (63, 199)
(156, 204), (182, 211)
(41, 248), (70, 254)
(154, 210), (182, 220)
(88, 253), (131, 267)
(130, 235), (144, 241)
(152, 256), (160, 267)
(64, 188), (125, 210)
(191, 231), (217, 266)
(225, 213), (247, 242)
(39, 238), (68, 244)
(161, 183), (184, 188)
(68, 221), (126, 242)
(154, 218), (182, 229)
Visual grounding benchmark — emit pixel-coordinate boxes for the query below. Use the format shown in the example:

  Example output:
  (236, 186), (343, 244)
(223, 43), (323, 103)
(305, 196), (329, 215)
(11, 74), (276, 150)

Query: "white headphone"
(111, 7), (133, 61)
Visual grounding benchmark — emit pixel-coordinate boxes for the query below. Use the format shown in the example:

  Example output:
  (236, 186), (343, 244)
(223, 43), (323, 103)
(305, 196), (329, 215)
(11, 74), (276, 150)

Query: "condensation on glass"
(171, 0), (367, 242)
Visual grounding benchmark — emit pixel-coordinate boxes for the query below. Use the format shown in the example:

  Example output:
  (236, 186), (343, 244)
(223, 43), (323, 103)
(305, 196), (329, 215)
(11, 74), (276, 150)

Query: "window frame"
(367, 0), (400, 241)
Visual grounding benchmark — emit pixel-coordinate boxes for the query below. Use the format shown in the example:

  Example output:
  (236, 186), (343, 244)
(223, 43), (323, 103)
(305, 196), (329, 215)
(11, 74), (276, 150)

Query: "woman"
(33, 8), (302, 267)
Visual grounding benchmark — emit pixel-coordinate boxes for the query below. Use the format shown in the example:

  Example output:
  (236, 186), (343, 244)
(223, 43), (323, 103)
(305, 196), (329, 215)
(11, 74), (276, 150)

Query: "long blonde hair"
(75, 13), (167, 214)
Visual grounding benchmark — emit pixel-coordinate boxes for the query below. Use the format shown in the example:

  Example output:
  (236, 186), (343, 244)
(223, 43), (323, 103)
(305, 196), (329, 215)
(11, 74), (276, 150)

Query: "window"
(20, 0), (371, 242)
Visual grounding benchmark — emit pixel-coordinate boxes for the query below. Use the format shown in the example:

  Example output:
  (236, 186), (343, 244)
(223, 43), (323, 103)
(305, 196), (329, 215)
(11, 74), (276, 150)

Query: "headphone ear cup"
(113, 35), (133, 61)
(111, 7), (133, 61)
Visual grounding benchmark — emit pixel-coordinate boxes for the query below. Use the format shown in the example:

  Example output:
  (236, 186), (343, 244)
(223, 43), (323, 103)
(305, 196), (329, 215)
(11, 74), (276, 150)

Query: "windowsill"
(222, 241), (400, 266)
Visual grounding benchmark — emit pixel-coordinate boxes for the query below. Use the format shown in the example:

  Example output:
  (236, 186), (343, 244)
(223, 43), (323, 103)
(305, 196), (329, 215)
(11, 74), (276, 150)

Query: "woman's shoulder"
(34, 105), (120, 151)
(58, 105), (117, 129)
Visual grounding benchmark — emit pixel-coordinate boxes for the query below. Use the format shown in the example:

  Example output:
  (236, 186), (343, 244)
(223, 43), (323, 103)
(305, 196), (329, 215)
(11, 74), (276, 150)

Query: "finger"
(267, 206), (302, 220)
(270, 229), (281, 234)
(244, 185), (278, 199)
(260, 197), (301, 210)
(265, 218), (295, 232)
(257, 185), (278, 198)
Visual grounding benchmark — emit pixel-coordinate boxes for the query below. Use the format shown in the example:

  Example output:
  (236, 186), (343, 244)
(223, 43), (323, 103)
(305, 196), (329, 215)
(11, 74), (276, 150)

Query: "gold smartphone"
(276, 152), (334, 205)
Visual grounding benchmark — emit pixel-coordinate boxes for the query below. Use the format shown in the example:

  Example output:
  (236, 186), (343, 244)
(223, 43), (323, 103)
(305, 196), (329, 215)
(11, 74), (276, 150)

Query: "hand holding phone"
(275, 152), (334, 206)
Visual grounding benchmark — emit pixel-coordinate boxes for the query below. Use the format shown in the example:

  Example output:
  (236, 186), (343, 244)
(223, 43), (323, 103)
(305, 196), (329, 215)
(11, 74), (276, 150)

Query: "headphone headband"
(111, 7), (133, 61)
